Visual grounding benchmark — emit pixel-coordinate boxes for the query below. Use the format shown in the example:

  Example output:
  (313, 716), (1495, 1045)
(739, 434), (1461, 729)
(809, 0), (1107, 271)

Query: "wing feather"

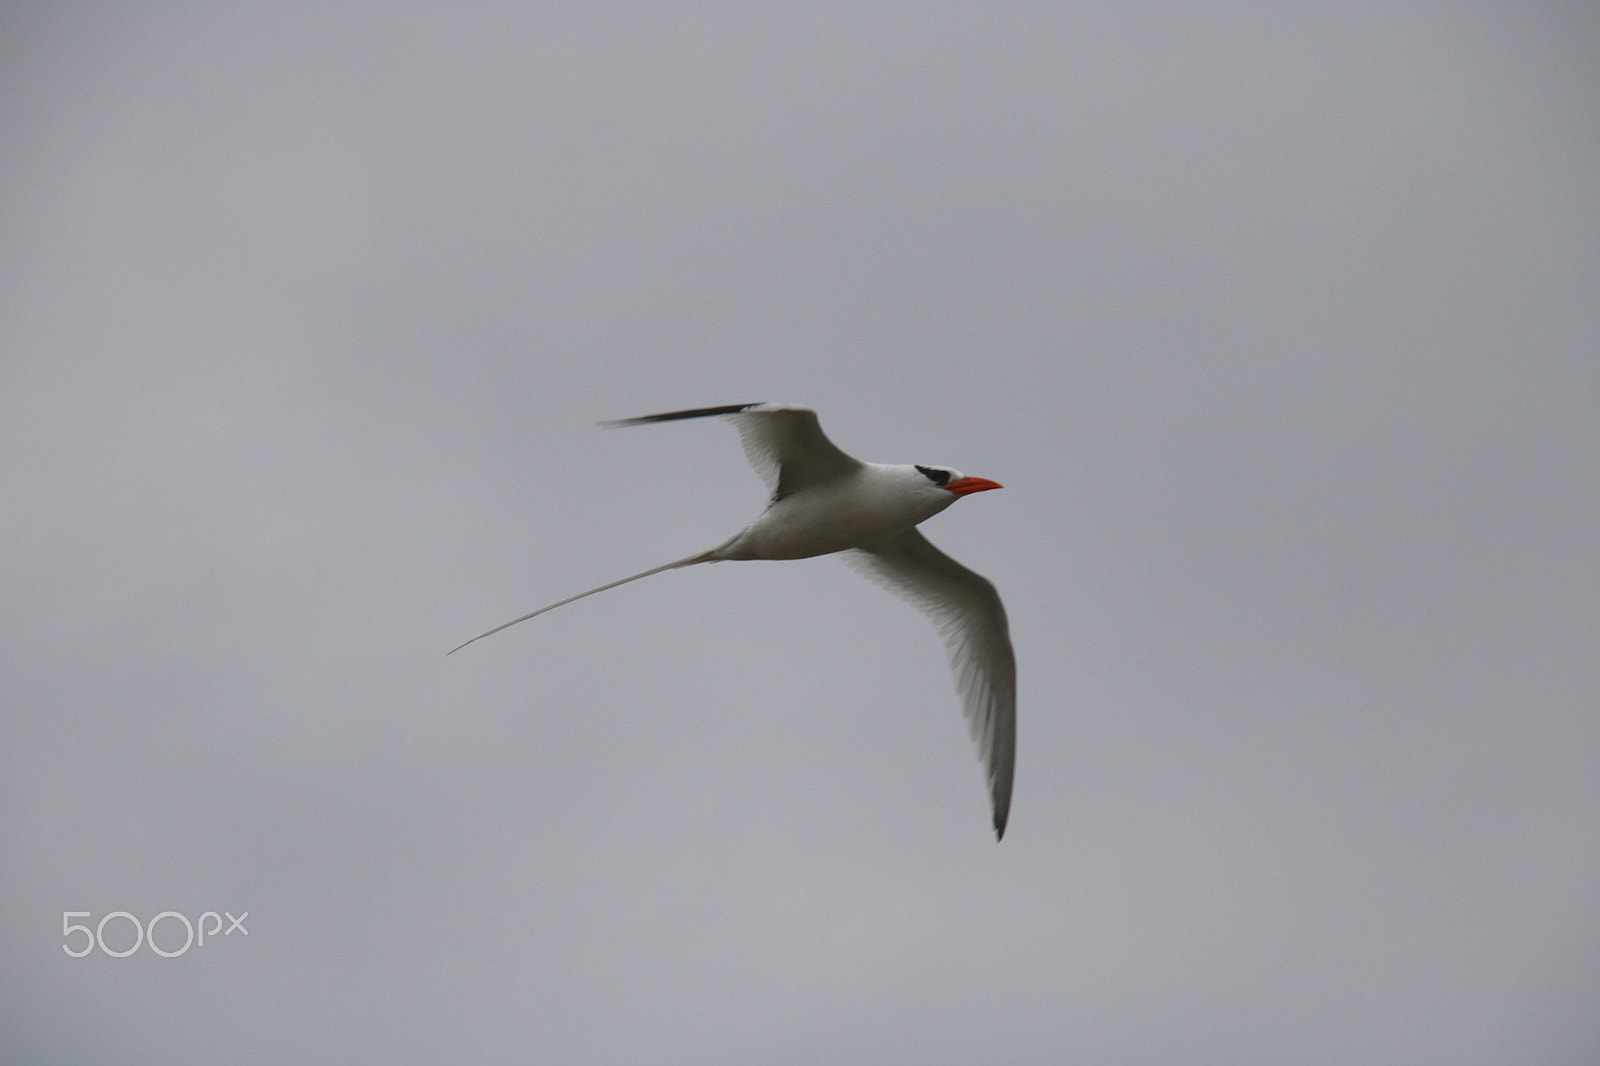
(607, 402), (863, 499)
(843, 528), (1016, 839)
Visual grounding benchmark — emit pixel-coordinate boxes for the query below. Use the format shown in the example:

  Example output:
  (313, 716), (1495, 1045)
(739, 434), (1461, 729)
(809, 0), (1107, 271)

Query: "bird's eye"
(915, 465), (951, 486)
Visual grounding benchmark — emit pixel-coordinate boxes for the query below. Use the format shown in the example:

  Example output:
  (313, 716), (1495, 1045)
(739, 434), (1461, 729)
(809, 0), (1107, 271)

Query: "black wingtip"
(600, 403), (763, 428)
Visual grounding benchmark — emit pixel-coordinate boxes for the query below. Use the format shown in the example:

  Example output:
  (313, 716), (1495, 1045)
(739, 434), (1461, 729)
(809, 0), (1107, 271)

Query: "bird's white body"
(716, 464), (958, 560)
(452, 402), (1017, 839)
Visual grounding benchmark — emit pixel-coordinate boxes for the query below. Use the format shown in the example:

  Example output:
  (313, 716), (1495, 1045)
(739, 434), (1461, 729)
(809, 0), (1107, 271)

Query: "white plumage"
(452, 403), (1016, 839)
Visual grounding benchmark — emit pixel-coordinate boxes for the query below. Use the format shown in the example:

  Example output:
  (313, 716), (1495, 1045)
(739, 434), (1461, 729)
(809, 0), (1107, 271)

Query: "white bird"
(452, 403), (1016, 839)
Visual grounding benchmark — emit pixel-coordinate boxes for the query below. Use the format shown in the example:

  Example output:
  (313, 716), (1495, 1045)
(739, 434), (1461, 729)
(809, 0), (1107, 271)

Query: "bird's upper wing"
(605, 402), (864, 499)
(842, 527), (1016, 839)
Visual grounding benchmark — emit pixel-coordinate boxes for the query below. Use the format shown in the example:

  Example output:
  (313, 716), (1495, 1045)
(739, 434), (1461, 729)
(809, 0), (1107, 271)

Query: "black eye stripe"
(915, 465), (951, 486)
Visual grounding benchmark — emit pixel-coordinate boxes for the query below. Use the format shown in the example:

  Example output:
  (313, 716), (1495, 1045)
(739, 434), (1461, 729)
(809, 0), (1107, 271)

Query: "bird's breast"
(716, 470), (952, 561)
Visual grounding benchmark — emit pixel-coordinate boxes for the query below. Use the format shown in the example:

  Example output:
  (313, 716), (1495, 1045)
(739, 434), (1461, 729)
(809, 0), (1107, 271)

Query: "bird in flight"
(452, 403), (1016, 839)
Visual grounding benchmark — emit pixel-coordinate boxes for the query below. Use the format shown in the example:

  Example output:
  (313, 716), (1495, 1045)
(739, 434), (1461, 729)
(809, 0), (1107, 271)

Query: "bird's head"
(915, 464), (1003, 497)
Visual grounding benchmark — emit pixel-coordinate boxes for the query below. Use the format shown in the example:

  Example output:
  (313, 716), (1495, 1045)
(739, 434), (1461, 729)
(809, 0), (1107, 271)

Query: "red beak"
(946, 476), (1002, 496)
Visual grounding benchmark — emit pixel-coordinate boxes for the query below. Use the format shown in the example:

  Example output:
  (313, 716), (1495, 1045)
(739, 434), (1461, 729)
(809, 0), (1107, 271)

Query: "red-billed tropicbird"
(451, 403), (1016, 839)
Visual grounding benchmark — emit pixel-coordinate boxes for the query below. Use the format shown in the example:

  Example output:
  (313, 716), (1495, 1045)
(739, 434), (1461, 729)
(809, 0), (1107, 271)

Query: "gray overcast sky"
(3, 3), (1597, 1063)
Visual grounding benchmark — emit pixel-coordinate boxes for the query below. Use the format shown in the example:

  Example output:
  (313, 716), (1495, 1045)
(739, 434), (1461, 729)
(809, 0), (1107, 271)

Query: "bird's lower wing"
(842, 528), (1016, 839)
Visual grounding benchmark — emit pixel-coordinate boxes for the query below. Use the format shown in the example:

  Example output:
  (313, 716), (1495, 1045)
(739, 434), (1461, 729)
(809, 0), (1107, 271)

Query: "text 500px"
(62, 910), (248, 958)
